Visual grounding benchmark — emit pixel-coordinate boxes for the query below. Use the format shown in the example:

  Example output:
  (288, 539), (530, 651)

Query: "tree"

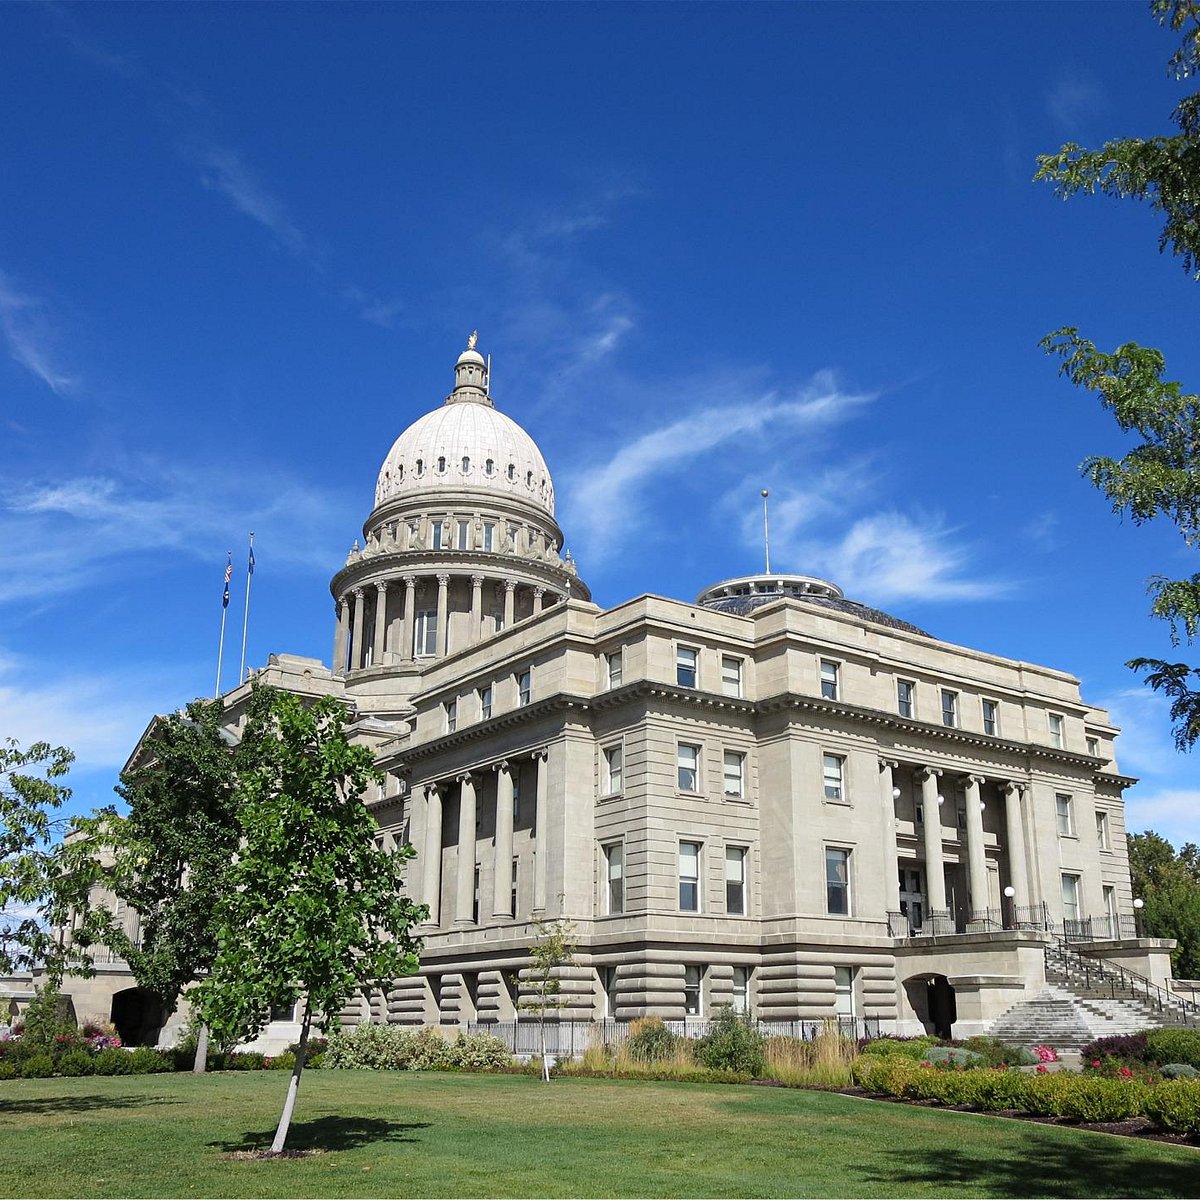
(1129, 830), (1200, 977)
(192, 689), (425, 1154)
(1036, 0), (1200, 749)
(84, 697), (240, 1072)
(0, 738), (104, 985)
(520, 913), (577, 1083)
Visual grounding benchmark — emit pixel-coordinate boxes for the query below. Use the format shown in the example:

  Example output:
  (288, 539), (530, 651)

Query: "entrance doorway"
(898, 868), (925, 934)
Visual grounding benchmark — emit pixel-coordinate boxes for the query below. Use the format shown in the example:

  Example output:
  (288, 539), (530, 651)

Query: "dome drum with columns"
(329, 336), (589, 678)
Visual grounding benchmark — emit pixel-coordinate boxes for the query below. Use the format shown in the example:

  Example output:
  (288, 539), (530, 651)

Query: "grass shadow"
(209, 1115), (431, 1154)
(0, 1093), (183, 1117)
(864, 1128), (1199, 1198)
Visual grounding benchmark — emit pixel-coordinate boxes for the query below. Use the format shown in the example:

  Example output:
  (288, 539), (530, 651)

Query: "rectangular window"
(822, 753), (845, 802)
(1103, 885), (1119, 938)
(511, 774), (521, 823)
(731, 965), (751, 1015)
(1061, 873), (1081, 923)
(982, 698), (998, 736)
(677, 743), (700, 792)
(603, 745), (623, 795)
(826, 847), (851, 915)
(820, 659), (840, 701)
(721, 656), (743, 698)
(456, 519), (470, 550)
(472, 863), (480, 925)
(1056, 793), (1075, 837)
(605, 843), (624, 914)
(676, 645), (698, 688)
(683, 964), (702, 1017)
(897, 679), (914, 719)
(517, 669), (532, 707)
(511, 858), (519, 917)
(431, 519), (445, 550)
(723, 750), (745, 798)
(606, 650), (623, 689)
(482, 521), (496, 552)
(1049, 713), (1064, 749)
(1086, 736), (1100, 757)
(834, 966), (856, 1017)
(679, 841), (700, 912)
(1095, 809), (1110, 851)
(941, 689), (958, 728)
(414, 609), (437, 657)
(444, 699), (457, 733)
(479, 685), (493, 720)
(725, 845), (747, 914)
(601, 965), (618, 1018)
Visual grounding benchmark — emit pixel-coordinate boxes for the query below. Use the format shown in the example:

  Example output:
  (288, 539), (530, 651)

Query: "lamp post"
(1003, 885), (1016, 930)
(1133, 897), (1145, 939)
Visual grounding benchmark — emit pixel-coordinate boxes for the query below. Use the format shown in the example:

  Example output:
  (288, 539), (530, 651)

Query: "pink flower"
(1036, 1064), (1048, 1074)
(1119, 1067), (1134, 1079)
(920, 1061), (931, 1068)
(1091, 1060), (1101, 1068)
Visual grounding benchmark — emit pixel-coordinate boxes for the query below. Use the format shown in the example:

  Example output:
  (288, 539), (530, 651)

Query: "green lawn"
(0, 1071), (1196, 1198)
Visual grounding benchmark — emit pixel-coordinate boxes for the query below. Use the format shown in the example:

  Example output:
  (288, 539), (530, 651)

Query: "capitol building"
(40, 336), (1176, 1045)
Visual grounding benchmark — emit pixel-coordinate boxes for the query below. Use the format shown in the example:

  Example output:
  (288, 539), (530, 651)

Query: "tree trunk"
(539, 984), (550, 1083)
(271, 1000), (310, 1154)
(192, 1022), (209, 1075)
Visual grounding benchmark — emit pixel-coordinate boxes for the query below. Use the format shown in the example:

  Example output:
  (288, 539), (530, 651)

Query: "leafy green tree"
(0, 739), (104, 984)
(520, 913), (577, 1083)
(83, 698), (240, 1071)
(1129, 830), (1200, 977)
(1036, 0), (1200, 750)
(193, 689), (425, 1154)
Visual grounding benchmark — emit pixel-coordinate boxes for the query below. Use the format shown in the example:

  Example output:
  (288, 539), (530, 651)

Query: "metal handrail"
(1045, 934), (1200, 1025)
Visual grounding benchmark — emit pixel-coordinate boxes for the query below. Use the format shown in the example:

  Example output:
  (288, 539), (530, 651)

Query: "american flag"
(222, 556), (232, 609)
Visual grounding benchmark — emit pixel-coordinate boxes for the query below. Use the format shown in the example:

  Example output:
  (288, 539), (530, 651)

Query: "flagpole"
(239, 531), (255, 684)
(215, 551), (232, 698)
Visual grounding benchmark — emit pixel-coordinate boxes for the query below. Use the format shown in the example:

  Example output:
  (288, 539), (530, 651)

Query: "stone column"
(401, 575), (416, 661)
(372, 582), (388, 667)
(422, 783), (443, 926)
(455, 773), (477, 925)
(962, 774), (989, 923)
(916, 766), (949, 927)
(533, 586), (545, 613)
(503, 579), (516, 628)
(1001, 781), (1030, 912)
(470, 575), (484, 645)
(878, 759), (901, 919)
(332, 597), (349, 675)
(349, 587), (365, 672)
(533, 747), (549, 915)
(492, 761), (514, 919)
(436, 573), (450, 658)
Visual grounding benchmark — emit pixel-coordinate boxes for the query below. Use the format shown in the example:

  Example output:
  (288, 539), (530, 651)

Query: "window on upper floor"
(679, 842), (701, 912)
(822, 753), (846, 802)
(482, 521), (496, 551)
(941, 689), (958, 728)
(820, 659), (840, 701)
(1086, 736), (1100, 757)
(479, 685), (493, 720)
(517, 669), (532, 707)
(1096, 809), (1111, 851)
(431, 519), (446, 550)
(604, 842), (624, 915)
(511, 857), (519, 918)
(511, 773), (521, 822)
(444, 699), (457, 733)
(1056, 793), (1075, 837)
(414, 609), (437, 657)
(676, 645), (698, 688)
(723, 751), (745, 798)
(603, 745), (623, 795)
(1049, 713), (1065, 749)
(721, 656), (743, 698)
(677, 743), (701, 792)
(456, 519), (470, 550)
(1061, 873), (1081, 922)
(606, 650), (623, 689)
(897, 679), (914, 719)
(826, 847), (852, 916)
(725, 845), (747, 915)
(982, 698), (999, 736)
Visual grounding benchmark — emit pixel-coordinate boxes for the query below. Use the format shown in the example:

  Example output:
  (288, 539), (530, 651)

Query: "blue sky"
(1, 1), (1196, 846)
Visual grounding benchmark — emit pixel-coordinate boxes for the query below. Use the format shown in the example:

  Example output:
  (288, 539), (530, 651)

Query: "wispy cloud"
(340, 285), (405, 329)
(1024, 511), (1060, 552)
(1045, 70), (1105, 130)
(0, 270), (78, 396)
(42, 2), (138, 76)
(192, 145), (309, 259)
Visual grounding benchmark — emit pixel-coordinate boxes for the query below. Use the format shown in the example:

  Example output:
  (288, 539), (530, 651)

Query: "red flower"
(1036, 1064), (1048, 1074)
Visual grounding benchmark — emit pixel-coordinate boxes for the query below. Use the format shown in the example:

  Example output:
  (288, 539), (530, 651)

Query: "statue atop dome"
(467, 330), (478, 351)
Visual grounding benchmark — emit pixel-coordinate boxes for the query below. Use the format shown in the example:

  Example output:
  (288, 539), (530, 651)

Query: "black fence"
(887, 903), (1138, 941)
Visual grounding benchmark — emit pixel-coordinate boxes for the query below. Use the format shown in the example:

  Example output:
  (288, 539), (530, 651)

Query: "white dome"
(375, 400), (556, 515)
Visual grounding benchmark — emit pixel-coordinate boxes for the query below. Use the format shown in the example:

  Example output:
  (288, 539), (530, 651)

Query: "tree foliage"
(1129, 830), (1200, 977)
(520, 913), (577, 1083)
(193, 688), (425, 1152)
(0, 739), (104, 983)
(1037, 0), (1200, 749)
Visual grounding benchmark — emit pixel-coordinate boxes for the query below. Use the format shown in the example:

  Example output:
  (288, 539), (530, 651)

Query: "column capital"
(914, 765), (942, 783)
(999, 779), (1024, 797)
(492, 759), (511, 775)
(455, 771), (477, 786)
(471, 574), (485, 587)
(503, 579), (517, 594)
(424, 781), (446, 800)
(878, 757), (899, 773)
(961, 773), (987, 788)
(531, 746), (549, 761)
(437, 573), (450, 587)
(351, 585), (364, 599)
(402, 574), (417, 589)
(375, 580), (388, 593)
(533, 586), (545, 598)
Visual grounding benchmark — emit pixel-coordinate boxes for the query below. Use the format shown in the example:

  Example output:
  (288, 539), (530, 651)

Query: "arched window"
(396, 464), (404, 481)
(461, 455), (470, 473)
(485, 458), (494, 475)
(507, 464), (515, 481)
(415, 459), (424, 476)
(525, 470), (533, 487)
(437, 456), (446, 474)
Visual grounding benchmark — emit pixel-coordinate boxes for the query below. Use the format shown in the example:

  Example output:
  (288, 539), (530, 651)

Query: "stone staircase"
(986, 943), (1200, 1049)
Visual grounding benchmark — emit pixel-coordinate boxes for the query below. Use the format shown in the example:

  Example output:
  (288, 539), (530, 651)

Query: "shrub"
(443, 1032), (513, 1071)
(93, 1048), (133, 1076)
(226, 1052), (266, 1071)
(972, 1067), (1033, 1111)
(57, 1049), (96, 1077)
(128, 1048), (172, 1074)
(20, 1054), (55, 1079)
(625, 1018), (681, 1064)
(0, 1062), (17, 1081)
(957, 1037), (1036, 1067)
(289, 1037), (329, 1059)
(1145, 1027), (1200, 1070)
(1020, 1072), (1076, 1118)
(695, 1007), (765, 1076)
(21, 986), (74, 1053)
(859, 1036), (938, 1059)
(852, 1054), (921, 1096)
(1080, 1032), (1150, 1064)
(1161, 1062), (1200, 1079)
(924, 1045), (985, 1068)
(1058, 1076), (1148, 1122)
(1145, 1080), (1200, 1134)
